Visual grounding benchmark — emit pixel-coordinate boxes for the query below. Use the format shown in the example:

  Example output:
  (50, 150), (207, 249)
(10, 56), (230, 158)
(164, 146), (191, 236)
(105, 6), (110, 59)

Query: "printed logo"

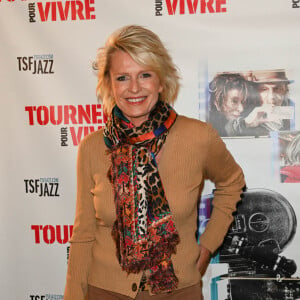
(292, 0), (300, 8)
(0, 0), (27, 3)
(24, 178), (59, 197)
(67, 245), (70, 262)
(27, 0), (96, 22)
(31, 225), (73, 244)
(25, 104), (104, 146)
(45, 295), (64, 300)
(155, 0), (163, 15)
(155, 0), (227, 16)
(17, 55), (54, 74)
(29, 295), (63, 300)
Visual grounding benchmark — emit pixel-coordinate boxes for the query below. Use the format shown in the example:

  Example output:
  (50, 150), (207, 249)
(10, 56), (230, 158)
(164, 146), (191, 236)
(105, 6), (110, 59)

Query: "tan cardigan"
(64, 115), (245, 299)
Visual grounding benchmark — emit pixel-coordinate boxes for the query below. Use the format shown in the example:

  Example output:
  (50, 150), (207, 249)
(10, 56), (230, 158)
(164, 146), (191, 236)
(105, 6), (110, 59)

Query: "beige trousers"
(88, 284), (203, 300)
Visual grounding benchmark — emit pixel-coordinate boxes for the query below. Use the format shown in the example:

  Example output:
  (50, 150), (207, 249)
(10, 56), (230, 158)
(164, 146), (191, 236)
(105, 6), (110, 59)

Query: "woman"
(64, 25), (245, 300)
(208, 73), (250, 136)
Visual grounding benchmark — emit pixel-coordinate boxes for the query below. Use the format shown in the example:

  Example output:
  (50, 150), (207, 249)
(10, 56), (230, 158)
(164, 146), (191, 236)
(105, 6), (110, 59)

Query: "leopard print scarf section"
(104, 101), (180, 294)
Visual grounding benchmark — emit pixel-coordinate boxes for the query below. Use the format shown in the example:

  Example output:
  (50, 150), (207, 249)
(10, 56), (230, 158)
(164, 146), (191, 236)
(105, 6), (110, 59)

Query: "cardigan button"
(132, 282), (138, 292)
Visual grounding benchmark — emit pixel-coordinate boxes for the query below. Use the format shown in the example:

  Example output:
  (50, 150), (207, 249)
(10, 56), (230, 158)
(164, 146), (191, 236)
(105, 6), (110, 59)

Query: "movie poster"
(204, 69), (295, 137)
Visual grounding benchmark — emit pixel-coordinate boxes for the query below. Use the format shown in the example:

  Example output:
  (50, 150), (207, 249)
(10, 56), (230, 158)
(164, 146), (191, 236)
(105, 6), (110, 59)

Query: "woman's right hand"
(196, 245), (211, 276)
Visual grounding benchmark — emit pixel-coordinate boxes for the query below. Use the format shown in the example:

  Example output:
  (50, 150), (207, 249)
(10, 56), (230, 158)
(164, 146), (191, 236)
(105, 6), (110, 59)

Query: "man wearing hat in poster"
(227, 69), (294, 136)
(243, 69), (294, 133)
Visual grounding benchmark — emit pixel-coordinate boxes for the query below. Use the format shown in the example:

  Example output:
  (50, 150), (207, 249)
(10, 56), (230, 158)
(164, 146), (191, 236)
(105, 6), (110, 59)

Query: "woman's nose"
(129, 78), (141, 93)
(237, 103), (243, 113)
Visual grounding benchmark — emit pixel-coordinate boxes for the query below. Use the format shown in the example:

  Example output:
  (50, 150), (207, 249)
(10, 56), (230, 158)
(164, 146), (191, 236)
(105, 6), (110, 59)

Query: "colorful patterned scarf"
(104, 101), (180, 294)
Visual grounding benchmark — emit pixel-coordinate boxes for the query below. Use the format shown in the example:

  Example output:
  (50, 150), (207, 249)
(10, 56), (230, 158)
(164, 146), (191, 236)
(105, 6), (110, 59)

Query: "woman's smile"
(109, 50), (163, 126)
(125, 96), (147, 104)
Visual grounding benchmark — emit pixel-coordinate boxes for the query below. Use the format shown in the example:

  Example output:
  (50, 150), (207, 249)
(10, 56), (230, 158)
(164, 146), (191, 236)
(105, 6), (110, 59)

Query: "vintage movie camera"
(199, 189), (300, 300)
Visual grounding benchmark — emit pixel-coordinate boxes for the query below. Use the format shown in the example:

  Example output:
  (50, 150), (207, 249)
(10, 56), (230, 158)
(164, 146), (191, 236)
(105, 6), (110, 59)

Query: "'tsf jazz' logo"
(29, 294), (64, 300)
(17, 55), (54, 74)
(24, 178), (59, 197)
(29, 296), (63, 300)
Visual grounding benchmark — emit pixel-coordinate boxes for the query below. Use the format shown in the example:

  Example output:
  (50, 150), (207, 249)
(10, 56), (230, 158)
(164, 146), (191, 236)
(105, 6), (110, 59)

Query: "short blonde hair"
(95, 25), (180, 115)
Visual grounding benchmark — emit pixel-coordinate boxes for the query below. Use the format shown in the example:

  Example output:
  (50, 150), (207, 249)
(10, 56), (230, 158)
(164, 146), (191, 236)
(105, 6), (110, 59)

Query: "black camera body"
(199, 189), (300, 300)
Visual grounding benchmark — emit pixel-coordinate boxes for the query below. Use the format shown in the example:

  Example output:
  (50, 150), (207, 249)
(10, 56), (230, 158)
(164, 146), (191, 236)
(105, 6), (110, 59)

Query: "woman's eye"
(116, 75), (126, 81)
(141, 73), (151, 78)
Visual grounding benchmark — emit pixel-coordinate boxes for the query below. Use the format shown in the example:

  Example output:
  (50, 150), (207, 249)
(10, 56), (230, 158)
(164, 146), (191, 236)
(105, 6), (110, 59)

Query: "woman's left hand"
(197, 245), (212, 276)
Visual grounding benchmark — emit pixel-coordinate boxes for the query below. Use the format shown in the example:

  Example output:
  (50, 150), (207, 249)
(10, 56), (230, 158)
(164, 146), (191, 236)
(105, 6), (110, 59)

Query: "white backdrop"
(1, 1), (300, 299)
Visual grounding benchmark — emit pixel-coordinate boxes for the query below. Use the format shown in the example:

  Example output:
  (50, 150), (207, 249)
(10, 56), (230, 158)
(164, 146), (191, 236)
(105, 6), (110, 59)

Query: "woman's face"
(109, 50), (163, 127)
(221, 89), (245, 120)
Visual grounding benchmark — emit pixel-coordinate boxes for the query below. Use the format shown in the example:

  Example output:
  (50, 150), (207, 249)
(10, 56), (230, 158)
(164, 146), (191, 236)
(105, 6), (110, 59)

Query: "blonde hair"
(95, 25), (180, 115)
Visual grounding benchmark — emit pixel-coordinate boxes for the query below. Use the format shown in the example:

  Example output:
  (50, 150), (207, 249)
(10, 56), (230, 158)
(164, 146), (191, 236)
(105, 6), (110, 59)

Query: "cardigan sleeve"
(64, 137), (97, 300)
(199, 123), (246, 254)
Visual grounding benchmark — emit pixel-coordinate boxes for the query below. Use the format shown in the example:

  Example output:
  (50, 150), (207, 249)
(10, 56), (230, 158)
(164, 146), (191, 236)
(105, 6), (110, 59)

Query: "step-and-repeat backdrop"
(1, 1), (300, 299)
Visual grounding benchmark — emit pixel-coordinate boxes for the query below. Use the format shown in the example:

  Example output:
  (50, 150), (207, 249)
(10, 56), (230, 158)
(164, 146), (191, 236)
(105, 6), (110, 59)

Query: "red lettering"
(50, 105), (63, 125)
(37, 106), (49, 125)
(71, 0), (84, 20)
(64, 105), (77, 125)
(69, 225), (73, 237)
(70, 126), (83, 146)
(25, 106), (36, 125)
(70, 126), (98, 146)
(37, 0), (95, 21)
(78, 105), (91, 124)
(216, 0), (226, 12)
(57, 1), (70, 20)
(25, 105), (104, 126)
(165, 0), (226, 14)
(31, 225), (41, 243)
(37, 1), (57, 21)
(187, 0), (199, 13)
(92, 104), (103, 123)
(37, 2), (51, 22)
(0, 0), (22, 3)
(201, 0), (214, 13)
(43, 225), (55, 244)
(56, 225), (69, 244)
(84, 126), (96, 135)
(77, 104), (103, 124)
(51, 1), (57, 21)
(165, 0), (184, 15)
(85, 0), (96, 19)
(32, 225), (73, 244)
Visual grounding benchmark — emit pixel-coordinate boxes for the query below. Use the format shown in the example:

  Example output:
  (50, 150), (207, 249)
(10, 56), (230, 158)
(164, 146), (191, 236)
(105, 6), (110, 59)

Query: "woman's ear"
(159, 83), (163, 93)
